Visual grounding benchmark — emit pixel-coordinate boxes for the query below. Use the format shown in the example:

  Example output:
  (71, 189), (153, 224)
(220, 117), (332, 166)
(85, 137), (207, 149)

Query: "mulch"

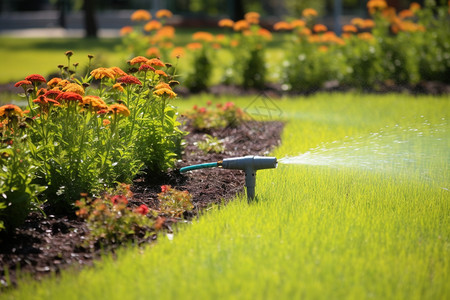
(0, 120), (284, 289)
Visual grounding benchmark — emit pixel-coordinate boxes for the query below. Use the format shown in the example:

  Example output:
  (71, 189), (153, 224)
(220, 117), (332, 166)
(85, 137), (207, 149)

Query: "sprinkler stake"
(180, 156), (277, 201)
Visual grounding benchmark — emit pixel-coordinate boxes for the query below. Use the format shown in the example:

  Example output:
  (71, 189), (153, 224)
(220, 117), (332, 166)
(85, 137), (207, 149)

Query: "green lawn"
(2, 93), (448, 299)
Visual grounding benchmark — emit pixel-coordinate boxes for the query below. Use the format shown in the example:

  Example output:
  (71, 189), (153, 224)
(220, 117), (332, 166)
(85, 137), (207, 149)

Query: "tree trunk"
(84, 0), (98, 38)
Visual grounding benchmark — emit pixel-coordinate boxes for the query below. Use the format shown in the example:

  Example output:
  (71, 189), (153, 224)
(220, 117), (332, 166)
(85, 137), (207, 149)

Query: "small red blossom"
(135, 204), (149, 215)
(25, 74), (47, 83)
(161, 185), (170, 193)
(138, 64), (156, 72)
(117, 75), (142, 85)
(111, 195), (128, 205)
(14, 80), (32, 87)
(56, 92), (83, 102)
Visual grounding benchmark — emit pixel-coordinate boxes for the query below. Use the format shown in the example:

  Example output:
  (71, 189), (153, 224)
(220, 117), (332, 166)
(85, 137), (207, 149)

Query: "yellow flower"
(153, 88), (177, 98)
(131, 9), (151, 22)
(218, 19), (234, 28)
(62, 83), (85, 96)
(57, 79), (71, 88)
(91, 67), (115, 80)
(81, 96), (108, 111)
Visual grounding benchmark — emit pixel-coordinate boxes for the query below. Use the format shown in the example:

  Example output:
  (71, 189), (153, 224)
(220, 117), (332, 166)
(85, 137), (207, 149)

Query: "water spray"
(180, 156), (277, 201)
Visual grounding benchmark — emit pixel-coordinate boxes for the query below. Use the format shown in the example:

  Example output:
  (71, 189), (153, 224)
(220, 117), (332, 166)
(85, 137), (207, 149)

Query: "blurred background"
(0, 0), (422, 37)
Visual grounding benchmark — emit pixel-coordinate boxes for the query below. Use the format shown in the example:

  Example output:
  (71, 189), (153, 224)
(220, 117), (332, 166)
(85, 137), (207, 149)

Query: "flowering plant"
(157, 185), (193, 218)
(185, 101), (250, 131)
(75, 183), (154, 247)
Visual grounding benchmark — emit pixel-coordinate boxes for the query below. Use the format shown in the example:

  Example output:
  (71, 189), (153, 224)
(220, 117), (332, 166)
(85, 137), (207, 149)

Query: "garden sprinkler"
(180, 156), (277, 201)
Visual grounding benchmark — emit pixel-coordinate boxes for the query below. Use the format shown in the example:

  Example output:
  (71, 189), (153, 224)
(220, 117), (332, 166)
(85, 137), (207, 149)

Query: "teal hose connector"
(180, 156), (277, 201)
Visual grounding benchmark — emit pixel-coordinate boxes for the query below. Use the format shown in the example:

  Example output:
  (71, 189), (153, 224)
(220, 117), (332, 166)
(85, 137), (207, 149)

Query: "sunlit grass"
(2, 93), (449, 299)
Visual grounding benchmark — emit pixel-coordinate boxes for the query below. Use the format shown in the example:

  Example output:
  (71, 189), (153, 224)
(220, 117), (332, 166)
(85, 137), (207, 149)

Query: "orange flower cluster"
(192, 31), (214, 42)
(131, 9), (151, 22)
(218, 18), (234, 28)
(108, 103), (130, 117)
(302, 8), (318, 18)
(367, 0), (388, 14)
(156, 9), (173, 19)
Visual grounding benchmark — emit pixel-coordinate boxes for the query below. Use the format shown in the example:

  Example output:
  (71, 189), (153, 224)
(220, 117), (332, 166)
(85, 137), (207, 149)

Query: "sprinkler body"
(180, 156), (277, 201)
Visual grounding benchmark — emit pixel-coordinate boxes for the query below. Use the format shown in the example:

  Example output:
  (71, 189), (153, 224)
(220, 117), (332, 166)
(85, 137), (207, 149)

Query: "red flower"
(33, 95), (59, 105)
(117, 75), (142, 85)
(161, 185), (170, 193)
(111, 195), (128, 205)
(25, 74), (47, 83)
(138, 64), (156, 72)
(44, 90), (61, 99)
(56, 92), (83, 102)
(14, 80), (32, 87)
(135, 204), (149, 215)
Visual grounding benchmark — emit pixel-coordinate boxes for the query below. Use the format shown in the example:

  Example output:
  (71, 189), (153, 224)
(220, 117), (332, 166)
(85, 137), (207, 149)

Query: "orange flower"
(318, 45), (328, 53)
(302, 8), (318, 17)
(193, 31), (214, 42)
(146, 47), (161, 58)
(291, 19), (306, 28)
(153, 88), (177, 98)
(244, 12), (260, 24)
(218, 18), (234, 28)
(299, 27), (311, 36)
(117, 75), (142, 85)
(147, 58), (166, 68)
(154, 82), (172, 90)
(409, 2), (421, 12)
(131, 9), (151, 22)
(129, 56), (149, 65)
(155, 70), (168, 77)
(81, 96), (108, 111)
(171, 47), (185, 58)
(156, 9), (173, 19)
(109, 67), (127, 78)
(399, 9), (414, 19)
(358, 32), (374, 41)
(25, 74), (46, 83)
(361, 19), (375, 29)
(155, 26), (175, 40)
(367, 0), (387, 14)
(144, 20), (162, 31)
(258, 28), (272, 40)
(90, 67), (115, 80)
(187, 42), (202, 50)
(113, 83), (125, 93)
(274, 21), (293, 31)
(14, 80), (32, 88)
(0, 104), (23, 118)
(233, 20), (250, 31)
(120, 26), (133, 36)
(108, 103), (130, 117)
(44, 89), (61, 99)
(313, 24), (327, 33)
(47, 77), (62, 88)
(308, 34), (321, 43)
(351, 17), (365, 27)
(57, 79), (71, 88)
(342, 24), (358, 33)
(230, 39), (239, 47)
(103, 119), (111, 126)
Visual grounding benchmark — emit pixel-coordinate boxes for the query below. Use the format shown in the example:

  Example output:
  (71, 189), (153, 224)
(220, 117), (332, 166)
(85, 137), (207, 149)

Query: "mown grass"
(2, 93), (449, 299)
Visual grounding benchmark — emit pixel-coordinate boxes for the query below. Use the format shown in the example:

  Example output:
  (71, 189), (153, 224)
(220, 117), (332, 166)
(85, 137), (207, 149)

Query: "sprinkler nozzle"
(219, 156), (277, 201)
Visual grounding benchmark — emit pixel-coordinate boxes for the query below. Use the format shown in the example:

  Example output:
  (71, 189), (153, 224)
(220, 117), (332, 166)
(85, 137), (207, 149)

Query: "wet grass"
(2, 93), (449, 299)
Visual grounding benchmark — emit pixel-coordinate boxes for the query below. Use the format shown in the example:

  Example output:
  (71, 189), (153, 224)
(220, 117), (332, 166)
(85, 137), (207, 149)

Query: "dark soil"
(0, 120), (284, 289)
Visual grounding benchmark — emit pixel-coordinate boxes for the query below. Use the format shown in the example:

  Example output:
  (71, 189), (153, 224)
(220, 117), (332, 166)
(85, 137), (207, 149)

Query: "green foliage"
(75, 184), (154, 247)
(195, 134), (225, 154)
(0, 108), (44, 232)
(157, 185), (194, 218)
(184, 47), (213, 92)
